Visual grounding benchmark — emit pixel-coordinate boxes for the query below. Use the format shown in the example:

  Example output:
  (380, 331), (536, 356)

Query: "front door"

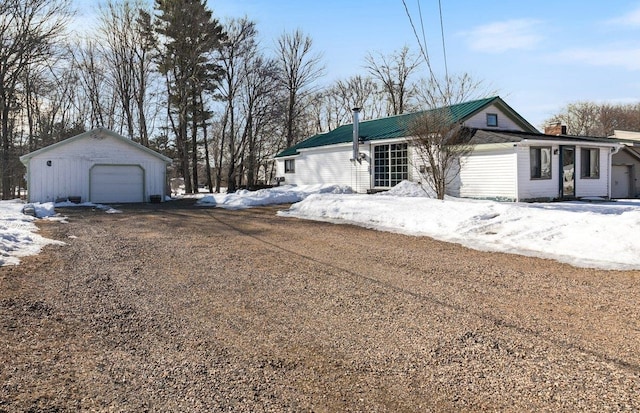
(560, 146), (575, 198)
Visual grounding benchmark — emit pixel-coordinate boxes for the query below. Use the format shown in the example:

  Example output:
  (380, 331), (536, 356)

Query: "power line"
(438, 0), (449, 80)
(401, 0), (436, 83)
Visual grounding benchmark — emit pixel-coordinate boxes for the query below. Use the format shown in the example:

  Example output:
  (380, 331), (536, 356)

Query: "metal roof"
(276, 96), (526, 157)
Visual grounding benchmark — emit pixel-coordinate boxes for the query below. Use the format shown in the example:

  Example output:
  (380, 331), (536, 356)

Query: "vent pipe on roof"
(352, 107), (361, 163)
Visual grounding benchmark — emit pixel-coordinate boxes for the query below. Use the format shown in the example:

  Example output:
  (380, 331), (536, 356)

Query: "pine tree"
(154, 0), (224, 193)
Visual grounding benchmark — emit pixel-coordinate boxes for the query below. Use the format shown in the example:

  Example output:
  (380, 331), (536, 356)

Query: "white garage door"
(90, 165), (144, 203)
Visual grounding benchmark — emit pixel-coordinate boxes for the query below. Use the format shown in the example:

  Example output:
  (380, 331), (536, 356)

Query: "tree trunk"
(246, 113), (256, 188)
(191, 90), (199, 193)
(215, 107), (229, 193)
(200, 96), (213, 193)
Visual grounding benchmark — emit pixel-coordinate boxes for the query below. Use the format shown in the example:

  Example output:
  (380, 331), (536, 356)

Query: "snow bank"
(0, 200), (64, 266)
(196, 184), (353, 209)
(280, 181), (640, 271)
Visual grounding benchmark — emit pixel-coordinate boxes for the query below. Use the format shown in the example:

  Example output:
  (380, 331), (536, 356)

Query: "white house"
(453, 129), (620, 201)
(20, 128), (172, 203)
(275, 97), (621, 201)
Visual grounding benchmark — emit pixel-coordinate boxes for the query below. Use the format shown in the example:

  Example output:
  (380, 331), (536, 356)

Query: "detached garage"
(20, 128), (172, 203)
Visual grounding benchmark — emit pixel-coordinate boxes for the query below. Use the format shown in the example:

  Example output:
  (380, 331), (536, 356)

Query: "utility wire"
(438, 0), (449, 81)
(401, 0), (435, 83)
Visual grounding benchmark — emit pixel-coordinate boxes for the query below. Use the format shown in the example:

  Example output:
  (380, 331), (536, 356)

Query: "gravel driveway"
(1, 200), (639, 412)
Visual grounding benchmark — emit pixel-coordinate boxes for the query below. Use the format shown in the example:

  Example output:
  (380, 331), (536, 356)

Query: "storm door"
(560, 146), (575, 198)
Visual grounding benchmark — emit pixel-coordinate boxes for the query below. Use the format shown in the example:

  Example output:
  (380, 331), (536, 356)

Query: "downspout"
(514, 143), (519, 202)
(609, 144), (622, 199)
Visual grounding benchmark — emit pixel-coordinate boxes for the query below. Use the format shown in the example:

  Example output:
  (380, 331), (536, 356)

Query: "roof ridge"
(275, 96), (504, 158)
(357, 96), (499, 125)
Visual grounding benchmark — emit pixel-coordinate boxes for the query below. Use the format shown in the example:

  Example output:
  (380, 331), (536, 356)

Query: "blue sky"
(210, 0), (640, 129)
(77, 0), (640, 130)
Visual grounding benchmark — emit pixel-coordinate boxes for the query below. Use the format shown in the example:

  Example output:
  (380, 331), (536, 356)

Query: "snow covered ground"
(278, 182), (640, 271)
(198, 182), (640, 270)
(3, 182), (639, 270)
(0, 200), (65, 266)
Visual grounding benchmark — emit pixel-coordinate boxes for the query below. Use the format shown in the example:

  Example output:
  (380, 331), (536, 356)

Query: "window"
(374, 143), (408, 187)
(581, 148), (599, 178)
(284, 159), (295, 173)
(486, 113), (498, 127)
(530, 147), (552, 179)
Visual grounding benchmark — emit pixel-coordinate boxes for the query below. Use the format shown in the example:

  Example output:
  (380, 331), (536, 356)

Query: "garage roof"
(20, 128), (172, 165)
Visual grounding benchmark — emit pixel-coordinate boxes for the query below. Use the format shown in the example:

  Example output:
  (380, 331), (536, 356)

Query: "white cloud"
(558, 47), (640, 71)
(462, 19), (544, 54)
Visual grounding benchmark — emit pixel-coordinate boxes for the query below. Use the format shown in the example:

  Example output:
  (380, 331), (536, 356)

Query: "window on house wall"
(374, 143), (408, 187)
(486, 113), (498, 127)
(581, 148), (600, 178)
(284, 159), (295, 173)
(530, 147), (552, 179)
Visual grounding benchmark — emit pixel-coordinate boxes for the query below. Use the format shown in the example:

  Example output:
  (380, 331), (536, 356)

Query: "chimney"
(544, 122), (567, 136)
(352, 107), (361, 162)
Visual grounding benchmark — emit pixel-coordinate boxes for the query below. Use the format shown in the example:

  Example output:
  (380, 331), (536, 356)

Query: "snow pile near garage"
(0, 200), (64, 266)
(196, 184), (352, 209)
(54, 200), (122, 214)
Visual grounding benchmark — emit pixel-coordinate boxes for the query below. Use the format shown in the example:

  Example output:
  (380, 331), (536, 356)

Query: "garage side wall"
(26, 135), (167, 203)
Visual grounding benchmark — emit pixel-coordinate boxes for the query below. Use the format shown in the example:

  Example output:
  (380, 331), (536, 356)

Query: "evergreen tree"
(154, 0), (224, 193)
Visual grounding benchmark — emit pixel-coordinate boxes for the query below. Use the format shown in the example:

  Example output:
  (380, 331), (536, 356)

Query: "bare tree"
(309, 75), (385, 133)
(546, 101), (640, 136)
(241, 52), (279, 188)
(98, 0), (157, 144)
(334, 75), (386, 121)
(275, 29), (324, 148)
(415, 73), (495, 109)
(0, 0), (72, 198)
(410, 111), (474, 200)
(72, 39), (114, 129)
(410, 74), (489, 199)
(217, 17), (256, 193)
(546, 102), (601, 136)
(364, 46), (421, 116)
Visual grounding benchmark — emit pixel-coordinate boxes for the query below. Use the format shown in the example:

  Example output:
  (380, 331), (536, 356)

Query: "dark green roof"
(276, 96), (533, 157)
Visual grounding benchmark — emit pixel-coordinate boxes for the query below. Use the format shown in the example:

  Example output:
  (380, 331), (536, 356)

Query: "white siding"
(575, 147), (610, 198)
(463, 105), (525, 131)
(26, 132), (168, 203)
(457, 148), (518, 200)
(277, 144), (370, 193)
(516, 143), (612, 201)
(516, 145), (559, 201)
